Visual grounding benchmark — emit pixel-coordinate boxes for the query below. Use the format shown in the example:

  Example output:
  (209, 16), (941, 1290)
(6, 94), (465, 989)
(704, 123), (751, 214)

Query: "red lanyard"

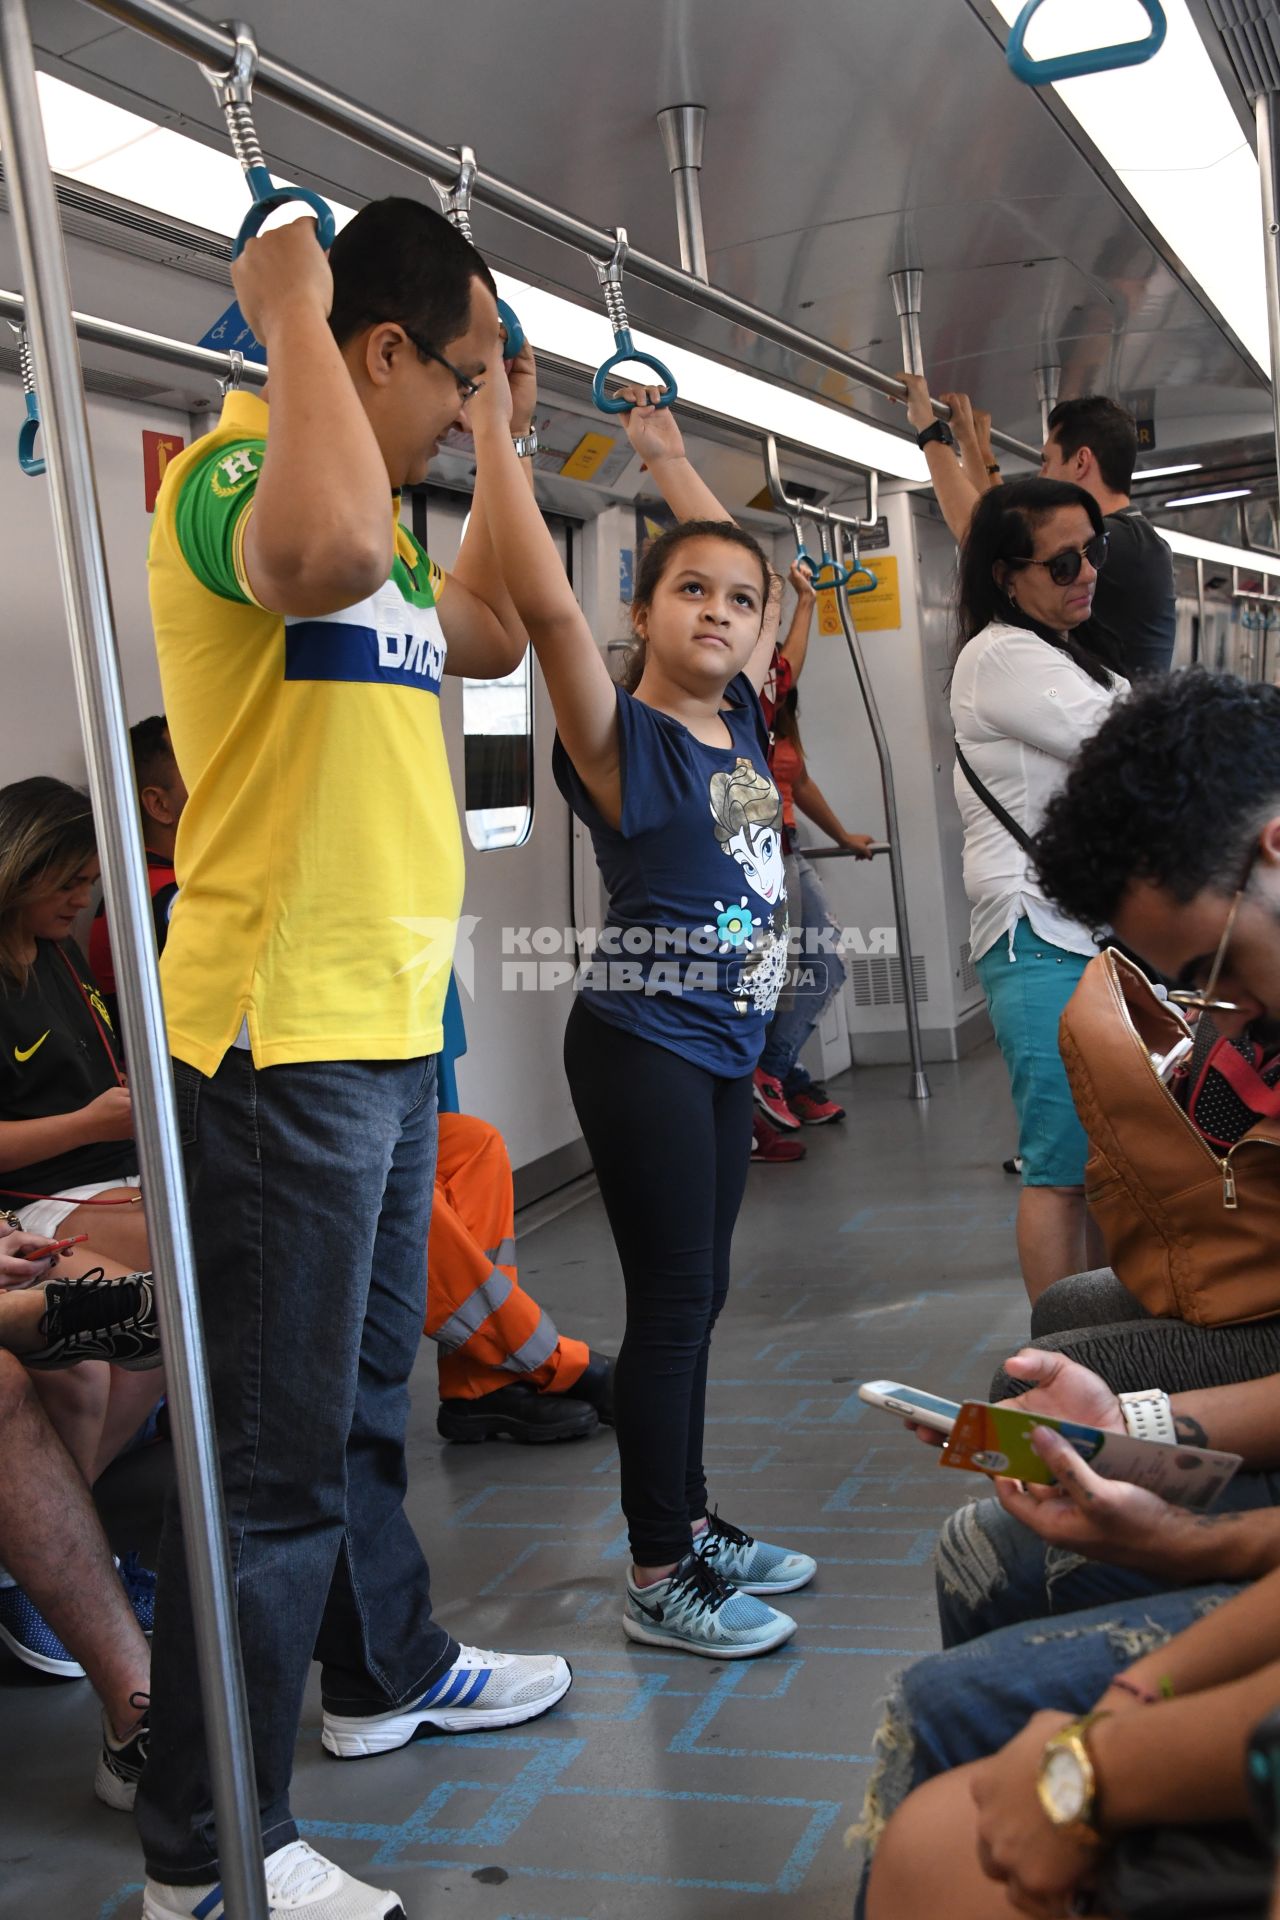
(56, 944), (125, 1087)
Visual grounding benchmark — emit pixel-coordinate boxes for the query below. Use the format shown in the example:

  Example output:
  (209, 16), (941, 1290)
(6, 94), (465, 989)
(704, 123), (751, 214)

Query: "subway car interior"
(4, 0), (1280, 1916)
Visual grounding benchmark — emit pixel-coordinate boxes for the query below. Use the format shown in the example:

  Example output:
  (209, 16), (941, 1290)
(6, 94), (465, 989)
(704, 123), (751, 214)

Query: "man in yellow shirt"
(137, 199), (571, 1920)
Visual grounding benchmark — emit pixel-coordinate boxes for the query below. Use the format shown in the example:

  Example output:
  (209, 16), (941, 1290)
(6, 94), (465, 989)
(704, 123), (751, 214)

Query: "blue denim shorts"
(975, 917), (1090, 1186)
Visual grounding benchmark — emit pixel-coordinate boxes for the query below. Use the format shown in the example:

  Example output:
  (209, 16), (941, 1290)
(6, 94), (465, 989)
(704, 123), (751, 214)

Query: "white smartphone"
(858, 1379), (962, 1435)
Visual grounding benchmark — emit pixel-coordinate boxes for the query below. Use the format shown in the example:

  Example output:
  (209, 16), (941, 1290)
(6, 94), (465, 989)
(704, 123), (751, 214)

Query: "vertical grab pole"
(829, 516), (930, 1101)
(889, 268), (924, 376)
(0, 6), (269, 1916)
(656, 104), (709, 282)
(1034, 364), (1061, 446)
(1256, 92), (1280, 490)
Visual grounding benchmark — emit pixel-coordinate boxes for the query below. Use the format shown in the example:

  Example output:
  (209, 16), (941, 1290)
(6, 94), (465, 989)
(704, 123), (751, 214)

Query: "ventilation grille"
(959, 940), (977, 993)
(1206, 1), (1280, 95)
(0, 165), (233, 287)
(847, 952), (928, 1007)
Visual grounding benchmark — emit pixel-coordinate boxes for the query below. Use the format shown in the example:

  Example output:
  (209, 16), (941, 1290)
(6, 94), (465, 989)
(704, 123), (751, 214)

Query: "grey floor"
(3, 1044), (1033, 1920)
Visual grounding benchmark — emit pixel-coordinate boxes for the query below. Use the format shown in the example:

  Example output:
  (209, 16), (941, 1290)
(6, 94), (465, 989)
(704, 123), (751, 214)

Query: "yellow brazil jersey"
(149, 391), (464, 1073)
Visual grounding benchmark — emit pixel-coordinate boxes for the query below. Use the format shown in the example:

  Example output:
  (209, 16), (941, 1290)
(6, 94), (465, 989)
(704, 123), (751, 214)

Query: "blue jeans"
(136, 1051), (456, 1884)
(758, 853), (846, 1090)
(851, 1474), (1280, 1915)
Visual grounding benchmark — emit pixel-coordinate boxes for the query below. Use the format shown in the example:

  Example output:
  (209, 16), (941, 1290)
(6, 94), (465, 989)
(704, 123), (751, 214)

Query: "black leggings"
(563, 998), (754, 1564)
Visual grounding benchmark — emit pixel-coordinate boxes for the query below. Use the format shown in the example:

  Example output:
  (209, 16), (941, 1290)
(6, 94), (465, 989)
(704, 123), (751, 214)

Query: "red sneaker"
(789, 1085), (846, 1125)
(750, 1115), (806, 1162)
(753, 1068), (801, 1130)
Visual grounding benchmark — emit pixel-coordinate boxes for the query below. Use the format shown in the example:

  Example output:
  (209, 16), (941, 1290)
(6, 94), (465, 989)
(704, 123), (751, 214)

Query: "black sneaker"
(94, 1692), (149, 1811)
(436, 1382), (599, 1445)
(24, 1270), (162, 1372)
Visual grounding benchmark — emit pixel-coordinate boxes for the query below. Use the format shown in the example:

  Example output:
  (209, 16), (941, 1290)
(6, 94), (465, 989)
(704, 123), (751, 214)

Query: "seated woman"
(0, 776), (163, 1673)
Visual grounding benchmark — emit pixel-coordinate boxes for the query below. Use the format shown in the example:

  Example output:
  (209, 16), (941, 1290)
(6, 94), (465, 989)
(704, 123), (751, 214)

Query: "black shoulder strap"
(954, 745), (1036, 855)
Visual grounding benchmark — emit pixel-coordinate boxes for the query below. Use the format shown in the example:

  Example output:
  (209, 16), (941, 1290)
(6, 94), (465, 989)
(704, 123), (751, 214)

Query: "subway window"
(462, 654), (534, 851)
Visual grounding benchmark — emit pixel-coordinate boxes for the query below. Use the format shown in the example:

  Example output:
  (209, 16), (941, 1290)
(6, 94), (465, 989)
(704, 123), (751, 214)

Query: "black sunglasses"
(399, 324), (483, 403)
(1009, 530), (1109, 588)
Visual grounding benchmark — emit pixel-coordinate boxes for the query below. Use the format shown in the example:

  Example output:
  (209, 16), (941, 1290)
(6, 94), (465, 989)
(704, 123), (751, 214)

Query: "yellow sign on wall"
(814, 554), (902, 635)
(848, 554), (901, 631)
(560, 432), (616, 482)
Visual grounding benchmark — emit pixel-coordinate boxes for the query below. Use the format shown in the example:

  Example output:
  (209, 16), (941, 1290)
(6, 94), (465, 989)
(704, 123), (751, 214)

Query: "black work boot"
(436, 1382), (600, 1445)
(568, 1350), (615, 1426)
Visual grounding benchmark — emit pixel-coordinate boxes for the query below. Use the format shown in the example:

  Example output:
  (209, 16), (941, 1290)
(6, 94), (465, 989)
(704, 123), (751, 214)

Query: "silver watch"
(512, 428), (539, 459)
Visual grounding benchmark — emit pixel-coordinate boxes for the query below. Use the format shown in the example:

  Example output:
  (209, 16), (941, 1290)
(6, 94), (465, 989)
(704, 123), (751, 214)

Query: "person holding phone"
(0, 776), (163, 1675)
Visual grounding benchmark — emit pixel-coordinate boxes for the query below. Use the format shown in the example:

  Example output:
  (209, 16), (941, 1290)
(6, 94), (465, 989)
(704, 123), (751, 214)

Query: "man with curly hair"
(853, 671), (1280, 1918)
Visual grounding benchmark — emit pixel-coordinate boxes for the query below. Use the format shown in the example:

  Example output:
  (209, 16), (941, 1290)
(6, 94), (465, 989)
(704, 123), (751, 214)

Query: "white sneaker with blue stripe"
(692, 1508), (818, 1595)
(141, 1839), (403, 1918)
(623, 1552), (797, 1659)
(320, 1643), (572, 1758)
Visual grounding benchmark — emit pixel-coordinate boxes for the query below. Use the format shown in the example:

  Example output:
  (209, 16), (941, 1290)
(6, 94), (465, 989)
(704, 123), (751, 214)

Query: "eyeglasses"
(399, 325), (483, 403)
(1009, 531), (1109, 588)
(1168, 843), (1261, 1015)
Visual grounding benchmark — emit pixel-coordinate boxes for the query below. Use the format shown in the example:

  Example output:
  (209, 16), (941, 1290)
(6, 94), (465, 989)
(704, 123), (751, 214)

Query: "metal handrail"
(0, 3), (268, 1916)
(79, 0), (1041, 463)
(799, 841), (890, 859)
(0, 287), (269, 384)
(828, 514), (930, 1101)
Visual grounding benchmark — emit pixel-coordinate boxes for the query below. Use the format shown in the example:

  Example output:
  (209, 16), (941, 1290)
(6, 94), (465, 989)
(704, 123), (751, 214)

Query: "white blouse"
(950, 621), (1127, 964)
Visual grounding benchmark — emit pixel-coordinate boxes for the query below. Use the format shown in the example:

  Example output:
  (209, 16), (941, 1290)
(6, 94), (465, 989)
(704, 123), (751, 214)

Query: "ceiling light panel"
(989, 0), (1268, 371)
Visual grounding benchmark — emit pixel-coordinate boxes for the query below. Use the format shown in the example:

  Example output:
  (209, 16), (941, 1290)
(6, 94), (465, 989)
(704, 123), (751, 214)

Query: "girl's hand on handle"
(788, 560), (816, 605)
(621, 387), (686, 466)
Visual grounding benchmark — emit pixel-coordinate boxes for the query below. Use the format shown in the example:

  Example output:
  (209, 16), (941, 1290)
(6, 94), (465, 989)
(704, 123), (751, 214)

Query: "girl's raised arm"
(471, 352), (622, 825)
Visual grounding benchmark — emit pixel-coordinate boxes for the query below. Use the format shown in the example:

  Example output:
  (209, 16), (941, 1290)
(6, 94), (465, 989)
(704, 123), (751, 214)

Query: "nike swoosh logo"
(632, 1595), (664, 1623)
(14, 1032), (50, 1063)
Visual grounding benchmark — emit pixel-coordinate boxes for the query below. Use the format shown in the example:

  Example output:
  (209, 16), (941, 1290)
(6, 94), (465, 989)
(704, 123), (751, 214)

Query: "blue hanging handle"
(846, 562), (879, 598)
(201, 23), (336, 262)
(1006, 0), (1166, 86)
(784, 516), (820, 581)
(808, 528), (853, 592)
(591, 228), (677, 415)
(233, 168), (335, 260)
(497, 299), (526, 361)
(13, 326), (44, 477)
(440, 148), (526, 361)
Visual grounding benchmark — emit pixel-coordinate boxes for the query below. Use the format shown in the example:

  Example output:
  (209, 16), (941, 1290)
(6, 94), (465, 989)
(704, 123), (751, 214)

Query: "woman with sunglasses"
(951, 479), (1126, 1301)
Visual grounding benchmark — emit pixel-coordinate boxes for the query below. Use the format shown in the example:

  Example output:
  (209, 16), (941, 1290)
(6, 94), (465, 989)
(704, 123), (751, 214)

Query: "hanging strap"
(954, 745), (1036, 855)
(56, 943), (125, 1086)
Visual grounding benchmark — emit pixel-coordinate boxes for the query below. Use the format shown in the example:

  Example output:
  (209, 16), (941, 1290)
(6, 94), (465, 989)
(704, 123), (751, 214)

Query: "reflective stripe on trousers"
(425, 1112), (589, 1398)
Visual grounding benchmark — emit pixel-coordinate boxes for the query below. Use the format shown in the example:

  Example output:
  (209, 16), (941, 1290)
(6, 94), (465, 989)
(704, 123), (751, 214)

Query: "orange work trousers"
(426, 1112), (590, 1401)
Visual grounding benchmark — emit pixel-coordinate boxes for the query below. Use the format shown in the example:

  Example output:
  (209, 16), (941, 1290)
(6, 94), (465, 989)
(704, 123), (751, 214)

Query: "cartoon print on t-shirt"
(707, 759), (789, 1015)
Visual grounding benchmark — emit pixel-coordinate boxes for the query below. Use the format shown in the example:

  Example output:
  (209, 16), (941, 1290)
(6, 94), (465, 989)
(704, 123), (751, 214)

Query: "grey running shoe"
(24, 1269), (161, 1371)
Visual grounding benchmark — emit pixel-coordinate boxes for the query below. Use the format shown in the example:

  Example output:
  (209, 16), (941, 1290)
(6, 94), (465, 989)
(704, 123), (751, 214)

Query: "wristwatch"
(1118, 1388), (1176, 1445)
(1036, 1713), (1110, 1843)
(511, 428), (539, 459)
(916, 420), (955, 451)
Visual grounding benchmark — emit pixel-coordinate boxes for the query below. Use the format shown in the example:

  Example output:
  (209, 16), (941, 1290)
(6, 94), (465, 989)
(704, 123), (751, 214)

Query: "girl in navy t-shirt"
(474, 361), (815, 1660)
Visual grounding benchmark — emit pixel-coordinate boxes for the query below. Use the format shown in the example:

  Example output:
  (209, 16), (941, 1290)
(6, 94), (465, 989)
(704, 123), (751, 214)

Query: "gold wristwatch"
(1036, 1712), (1110, 1843)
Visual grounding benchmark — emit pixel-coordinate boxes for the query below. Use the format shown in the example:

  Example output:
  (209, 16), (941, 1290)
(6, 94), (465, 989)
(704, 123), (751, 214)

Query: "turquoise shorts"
(975, 918), (1090, 1187)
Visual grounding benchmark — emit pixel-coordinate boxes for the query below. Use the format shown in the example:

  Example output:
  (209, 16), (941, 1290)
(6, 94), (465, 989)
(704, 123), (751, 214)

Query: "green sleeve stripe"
(173, 438), (266, 602)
